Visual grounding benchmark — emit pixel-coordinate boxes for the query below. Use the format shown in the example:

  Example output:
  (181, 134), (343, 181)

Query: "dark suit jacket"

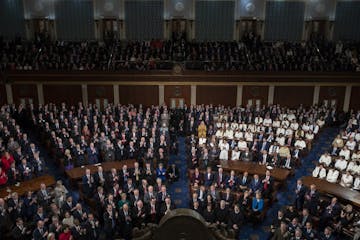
(204, 172), (215, 187)
(249, 179), (263, 193)
(32, 228), (47, 240)
(221, 192), (234, 206)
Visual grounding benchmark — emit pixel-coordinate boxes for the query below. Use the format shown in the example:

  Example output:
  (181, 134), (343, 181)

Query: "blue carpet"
(168, 137), (190, 208)
(238, 127), (339, 240)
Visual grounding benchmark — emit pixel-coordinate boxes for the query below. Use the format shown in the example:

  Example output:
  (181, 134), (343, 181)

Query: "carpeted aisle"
(238, 127), (339, 240)
(168, 137), (190, 209)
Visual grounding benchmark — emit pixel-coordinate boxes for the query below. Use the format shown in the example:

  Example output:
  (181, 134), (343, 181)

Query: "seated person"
(231, 147), (240, 161)
(339, 146), (351, 161)
(240, 148), (253, 162)
(250, 192), (264, 223)
(167, 163), (179, 183)
(312, 164), (327, 179)
(326, 168), (339, 183)
(156, 163), (167, 183)
(334, 156), (348, 171)
(226, 170), (238, 190)
(340, 171), (354, 188)
(353, 176), (360, 190)
(227, 204), (243, 236)
(319, 152), (332, 167)
(191, 168), (203, 186)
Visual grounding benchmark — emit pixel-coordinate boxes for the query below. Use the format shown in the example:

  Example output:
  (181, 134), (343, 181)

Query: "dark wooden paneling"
(6, 71), (360, 83)
(43, 84), (82, 105)
(319, 86), (346, 109)
(119, 85), (158, 106)
(0, 84), (6, 105)
(164, 85), (191, 106)
(350, 86), (360, 111)
(274, 86), (314, 107)
(242, 86), (269, 106)
(196, 86), (236, 106)
(12, 84), (38, 105)
(87, 85), (114, 104)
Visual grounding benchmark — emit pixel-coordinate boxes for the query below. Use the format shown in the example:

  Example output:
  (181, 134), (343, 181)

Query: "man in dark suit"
(84, 213), (100, 239)
(303, 221), (317, 240)
(146, 198), (160, 224)
(82, 168), (94, 197)
(32, 151), (45, 176)
(93, 166), (106, 187)
(160, 197), (175, 217)
(132, 200), (147, 229)
(241, 148), (253, 162)
(239, 172), (250, 191)
(204, 167), (215, 187)
(261, 170), (274, 198)
(106, 168), (119, 189)
(227, 204), (244, 237)
(259, 150), (271, 165)
(119, 203), (133, 239)
(249, 174), (262, 194)
(294, 179), (306, 210)
(319, 226), (335, 240)
(319, 197), (341, 230)
(32, 220), (48, 240)
(167, 163), (179, 183)
(37, 183), (52, 207)
(299, 208), (312, 228)
(11, 218), (30, 240)
(103, 204), (117, 239)
(18, 158), (32, 181)
(214, 168), (227, 189)
(86, 143), (99, 164)
(304, 184), (320, 216)
(215, 200), (229, 228)
(221, 188), (234, 206)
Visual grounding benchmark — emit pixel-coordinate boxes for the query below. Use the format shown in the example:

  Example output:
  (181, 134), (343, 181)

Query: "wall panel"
(125, 1), (163, 40)
(319, 86), (345, 109)
(164, 85), (190, 106)
(87, 85), (114, 104)
(119, 85), (158, 106)
(264, 1), (305, 41)
(334, 1), (360, 41)
(196, 86), (236, 106)
(274, 86), (314, 107)
(12, 84), (38, 105)
(43, 84), (82, 105)
(195, 1), (235, 41)
(242, 86), (269, 107)
(0, 0), (25, 39)
(0, 84), (6, 105)
(349, 86), (360, 111)
(55, 0), (94, 40)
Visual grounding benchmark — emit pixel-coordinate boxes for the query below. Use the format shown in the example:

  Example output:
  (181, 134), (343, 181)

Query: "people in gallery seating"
(1, 36), (359, 72)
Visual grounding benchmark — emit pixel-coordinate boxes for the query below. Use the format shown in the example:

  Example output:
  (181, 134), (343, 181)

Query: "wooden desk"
(220, 160), (291, 181)
(302, 176), (360, 208)
(65, 159), (136, 181)
(0, 175), (56, 198)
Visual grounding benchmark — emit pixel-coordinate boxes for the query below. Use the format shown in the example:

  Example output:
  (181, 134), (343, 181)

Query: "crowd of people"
(180, 103), (345, 238)
(0, 105), (45, 187)
(183, 103), (360, 239)
(0, 102), (359, 240)
(1, 33), (360, 72)
(186, 104), (332, 170)
(0, 103), (182, 239)
(313, 110), (360, 190)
